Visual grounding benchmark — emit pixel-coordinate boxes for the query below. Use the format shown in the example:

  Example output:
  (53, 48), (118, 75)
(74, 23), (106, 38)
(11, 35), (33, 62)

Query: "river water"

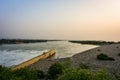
(0, 41), (98, 67)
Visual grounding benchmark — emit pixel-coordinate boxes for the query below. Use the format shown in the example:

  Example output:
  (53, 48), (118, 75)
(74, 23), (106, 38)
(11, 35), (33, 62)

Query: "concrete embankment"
(11, 49), (55, 70)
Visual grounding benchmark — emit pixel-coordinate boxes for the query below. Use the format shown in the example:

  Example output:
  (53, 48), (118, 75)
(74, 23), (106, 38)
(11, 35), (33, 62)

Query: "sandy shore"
(28, 44), (120, 75)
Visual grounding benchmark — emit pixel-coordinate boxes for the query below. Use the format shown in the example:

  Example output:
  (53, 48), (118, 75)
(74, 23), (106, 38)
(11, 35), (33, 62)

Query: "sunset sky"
(0, 0), (120, 41)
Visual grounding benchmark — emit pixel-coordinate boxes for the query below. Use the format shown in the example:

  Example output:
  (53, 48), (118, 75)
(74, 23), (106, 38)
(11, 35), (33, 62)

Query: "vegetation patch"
(97, 53), (115, 61)
(48, 63), (64, 79)
(114, 73), (120, 80)
(0, 65), (44, 80)
(48, 62), (113, 80)
(1, 61), (118, 80)
(58, 69), (111, 80)
(59, 61), (71, 70)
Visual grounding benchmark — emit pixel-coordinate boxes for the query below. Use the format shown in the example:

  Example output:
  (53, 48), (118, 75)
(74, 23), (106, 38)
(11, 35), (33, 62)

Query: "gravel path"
(28, 44), (120, 76)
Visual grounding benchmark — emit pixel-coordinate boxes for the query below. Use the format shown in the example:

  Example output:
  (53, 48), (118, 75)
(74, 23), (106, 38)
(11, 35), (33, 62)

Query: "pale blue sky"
(0, 0), (120, 41)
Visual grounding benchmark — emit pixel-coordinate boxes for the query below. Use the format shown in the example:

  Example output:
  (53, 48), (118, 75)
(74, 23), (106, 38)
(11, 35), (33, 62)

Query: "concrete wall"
(11, 49), (55, 70)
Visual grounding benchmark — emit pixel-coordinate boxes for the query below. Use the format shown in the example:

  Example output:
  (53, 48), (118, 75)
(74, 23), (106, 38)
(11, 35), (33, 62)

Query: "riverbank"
(28, 43), (120, 76)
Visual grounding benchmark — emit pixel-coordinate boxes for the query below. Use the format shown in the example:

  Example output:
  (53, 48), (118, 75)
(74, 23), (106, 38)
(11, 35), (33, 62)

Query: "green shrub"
(114, 73), (120, 80)
(78, 69), (93, 80)
(95, 70), (110, 80)
(12, 68), (44, 80)
(58, 69), (92, 80)
(35, 69), (44, 78)
(60, 61), (71, 70)
(0, 65), (44, 80)
(0, 65), (9, 74)
(97, 53), (108, 60)
(58, 69), (110, 80)
(0, 66), (16, 80)
(97, 53), (115, 61)
(48, 63), (64, 79)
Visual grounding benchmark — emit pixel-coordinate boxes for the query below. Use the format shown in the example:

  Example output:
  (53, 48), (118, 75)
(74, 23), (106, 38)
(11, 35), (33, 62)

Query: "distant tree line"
(0, 39), (48, 44)
(69, 40), (119, 45)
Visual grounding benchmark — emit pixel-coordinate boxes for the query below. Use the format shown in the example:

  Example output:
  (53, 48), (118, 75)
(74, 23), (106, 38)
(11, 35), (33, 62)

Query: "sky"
(0, 0), (120, 41)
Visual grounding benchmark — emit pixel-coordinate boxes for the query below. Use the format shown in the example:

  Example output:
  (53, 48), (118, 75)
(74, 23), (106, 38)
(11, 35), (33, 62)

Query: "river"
(0, 41), (98, 67)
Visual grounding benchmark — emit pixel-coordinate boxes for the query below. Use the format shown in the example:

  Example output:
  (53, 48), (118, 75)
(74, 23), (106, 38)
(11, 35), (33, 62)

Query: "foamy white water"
(0, 41), (98, 67)
(0, 50), (48, 67)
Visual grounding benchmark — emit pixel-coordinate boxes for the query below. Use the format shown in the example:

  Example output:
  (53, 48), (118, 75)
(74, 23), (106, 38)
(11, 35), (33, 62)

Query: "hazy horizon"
(0, 0), (120, 41)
